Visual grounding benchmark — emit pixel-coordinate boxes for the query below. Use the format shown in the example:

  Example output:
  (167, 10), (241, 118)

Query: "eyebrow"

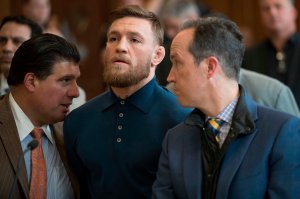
(108, 30), (144, 38)
(0, 35), (28, 40)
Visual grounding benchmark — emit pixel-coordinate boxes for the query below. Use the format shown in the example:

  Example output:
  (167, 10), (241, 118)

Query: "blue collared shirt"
(64, 78), (191, 199)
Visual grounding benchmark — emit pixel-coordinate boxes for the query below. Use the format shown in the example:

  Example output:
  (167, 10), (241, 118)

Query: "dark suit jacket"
(0, 95), (80, 199)
(152, 90), (300, 199)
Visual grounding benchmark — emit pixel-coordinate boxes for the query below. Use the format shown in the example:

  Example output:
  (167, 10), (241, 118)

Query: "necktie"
(206, 118), (226, 143)
(29, 128), (47, 199)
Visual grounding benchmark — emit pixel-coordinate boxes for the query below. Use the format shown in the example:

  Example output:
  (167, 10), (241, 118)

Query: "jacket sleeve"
(152, 131), (177, 199)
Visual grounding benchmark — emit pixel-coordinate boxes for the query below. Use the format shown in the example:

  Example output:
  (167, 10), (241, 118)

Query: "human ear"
(24, 73), (37, 92)
(206, 56), (219, 78)
(151, 46), (165, 67)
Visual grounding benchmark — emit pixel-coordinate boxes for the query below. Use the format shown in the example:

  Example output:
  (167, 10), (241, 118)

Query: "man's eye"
(0, 37), (7, 45)
(61, 78), (71, 83)
(13, 38), (25, 46)
(108, 37), (117, 42)
(131, 38), (141, 43)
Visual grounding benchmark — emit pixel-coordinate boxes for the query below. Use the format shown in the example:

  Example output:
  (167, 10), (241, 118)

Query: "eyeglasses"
(276, 51), (286, 74)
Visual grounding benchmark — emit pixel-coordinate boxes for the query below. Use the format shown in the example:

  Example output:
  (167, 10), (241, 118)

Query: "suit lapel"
(215, 129), (257, 199)
(0, 95), (29, 198)
(183, 129), (202, 199)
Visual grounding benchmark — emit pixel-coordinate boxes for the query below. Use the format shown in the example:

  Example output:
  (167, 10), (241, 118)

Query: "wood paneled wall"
(1, 0), (300, 99)
(0, 0), (10, 21)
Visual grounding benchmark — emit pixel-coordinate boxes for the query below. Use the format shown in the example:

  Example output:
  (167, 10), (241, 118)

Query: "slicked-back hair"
(7, 33), (80, 86)
(182, 17), (244, 80)
(0, 15), (43, 38)
(107, 5), (164, 45)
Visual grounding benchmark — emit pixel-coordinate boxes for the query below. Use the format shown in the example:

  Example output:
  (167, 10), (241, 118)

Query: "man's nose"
(2, 39), (16, 52)
(69, 82), (80, 98)
(116, 37), (128, 53)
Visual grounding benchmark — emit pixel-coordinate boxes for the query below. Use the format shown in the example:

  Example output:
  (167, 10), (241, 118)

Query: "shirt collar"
(102, 78), (158, 113)
(213, 97), (239, 124)
(266, 32), (300, 50)
(0, 73), (9, 95)
(9, 93), (54, 143)
(186, 96), (239, 126)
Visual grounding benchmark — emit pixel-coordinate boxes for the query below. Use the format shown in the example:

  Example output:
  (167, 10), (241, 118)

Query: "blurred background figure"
(21, 0), (51, 29)
(0, 15), (42, 96)
(156, 0), (202, 86)
(162, 0), (200, 42)
(243, 0), (300, 107)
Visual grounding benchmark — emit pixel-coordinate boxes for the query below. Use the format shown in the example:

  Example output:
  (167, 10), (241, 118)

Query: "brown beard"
(103, 57), (151, 88)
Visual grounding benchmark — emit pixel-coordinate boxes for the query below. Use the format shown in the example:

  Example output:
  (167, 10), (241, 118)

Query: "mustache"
(110, 56), (131, 64)
(0, 52), (14, 59)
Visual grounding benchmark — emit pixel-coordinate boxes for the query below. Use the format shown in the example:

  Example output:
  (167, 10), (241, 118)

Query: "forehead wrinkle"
(108, 17), (155, 41)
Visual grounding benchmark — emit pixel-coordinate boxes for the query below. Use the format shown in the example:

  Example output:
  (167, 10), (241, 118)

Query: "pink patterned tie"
(29, 128), (47, 199)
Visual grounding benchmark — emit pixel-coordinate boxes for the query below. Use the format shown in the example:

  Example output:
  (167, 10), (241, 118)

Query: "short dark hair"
(107, 5), (164, 45)
(7, 33), (80, 86)
(0, 15), (43, 38)
(182, 17), (244, 80)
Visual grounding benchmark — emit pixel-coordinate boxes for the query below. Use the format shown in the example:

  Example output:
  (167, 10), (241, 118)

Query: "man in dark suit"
(243, 0), (300, 107)
(0, 34), (80, 198)
(152, 17), (300, 199)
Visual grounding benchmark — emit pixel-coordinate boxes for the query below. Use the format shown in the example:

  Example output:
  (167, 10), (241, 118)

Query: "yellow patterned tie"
(206, 118), (225, 143)
(29, 128), (47, 199)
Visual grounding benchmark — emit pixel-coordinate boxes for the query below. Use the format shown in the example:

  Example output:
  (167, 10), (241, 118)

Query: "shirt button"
(120, 100), (125, 105)
(117, 125), (123, 130)
(116, 138), (122, 142)
(119, 113), (124, 117)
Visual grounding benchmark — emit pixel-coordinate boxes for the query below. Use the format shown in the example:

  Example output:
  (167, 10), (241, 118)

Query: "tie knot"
(31, 128), (44, 139)
(206, 118), (225, 131)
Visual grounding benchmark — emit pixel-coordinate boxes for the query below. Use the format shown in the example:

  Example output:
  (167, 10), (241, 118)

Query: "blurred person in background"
(0, 15), (42, 96)
(243, 0), (300, 107)
(156, 0), (200, 86)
